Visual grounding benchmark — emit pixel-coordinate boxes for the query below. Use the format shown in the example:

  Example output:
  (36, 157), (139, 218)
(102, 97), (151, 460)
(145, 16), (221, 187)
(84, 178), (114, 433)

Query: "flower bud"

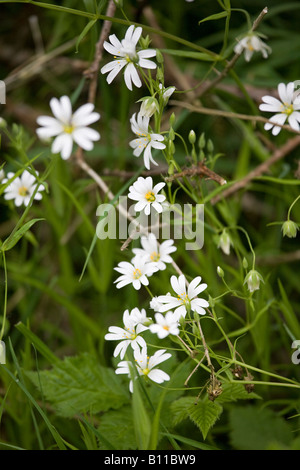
(188, 130), (196, 144)
(242, 257), (248, 269)
(282, 220), (298, 238)
(198, 132), (206, 150)
(217, 230), (232, 255)
(155, 50), (164, 64)
(217, 266), (224, 278)
(169, 113), (176, 126)
(244, 269), (264, 293)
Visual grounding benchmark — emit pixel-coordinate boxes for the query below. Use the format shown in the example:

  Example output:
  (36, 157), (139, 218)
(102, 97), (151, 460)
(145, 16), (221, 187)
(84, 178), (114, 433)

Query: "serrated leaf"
(1, 218), (44, 252)
(26, 353), (129, 417)
(170, 397), (196, 426)
(215, 383), (261, 403)
(188, 400), (223, 440)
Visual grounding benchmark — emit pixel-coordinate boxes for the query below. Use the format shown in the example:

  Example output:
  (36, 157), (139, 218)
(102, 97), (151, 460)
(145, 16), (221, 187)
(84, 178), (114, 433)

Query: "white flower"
(149, 311), (180, 339)
(101, 25), (157, 91)
(159, 83), (176, 105)
(259, 82), (300, 136)
(36, 96), (100, 159)
(156, 274), (209, 319)
(114, 256), (158, 290)
(244, 269), (264, 293)
(129, 112), (166, 169)
(115, 347), (171, 392)
(129, 307), (152, 326)
(150, 296), (166, 311)
(104, 309), (148, 359)
(132, 233), (176, 271)
(2, 170), (45, 207)
(139, 97), (159, 118)
(234, 34), (271, 62)
(128, 176), (166, 215)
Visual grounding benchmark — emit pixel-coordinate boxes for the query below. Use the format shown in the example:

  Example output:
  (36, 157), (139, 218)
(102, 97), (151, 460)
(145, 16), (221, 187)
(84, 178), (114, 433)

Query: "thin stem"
(0, 251), (8, 341)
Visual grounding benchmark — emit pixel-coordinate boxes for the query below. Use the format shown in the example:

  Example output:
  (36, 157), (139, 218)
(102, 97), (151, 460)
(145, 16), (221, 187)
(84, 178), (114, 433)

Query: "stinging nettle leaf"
(188, 400), (223, 440)
(26, 353), (130, 417)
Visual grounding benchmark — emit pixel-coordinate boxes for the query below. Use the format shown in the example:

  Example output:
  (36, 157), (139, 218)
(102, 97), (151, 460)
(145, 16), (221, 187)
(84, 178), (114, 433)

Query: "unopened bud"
(188, 130), (196, 144)
(218, 230), (232, 255)
(169, 113), (176, 126)
(242, 257), (248, 269)
(155, 50), (164, 64)
(198, 132), (206, 150)
(217, 266), (224, 278)
(282, 220), (298, 238)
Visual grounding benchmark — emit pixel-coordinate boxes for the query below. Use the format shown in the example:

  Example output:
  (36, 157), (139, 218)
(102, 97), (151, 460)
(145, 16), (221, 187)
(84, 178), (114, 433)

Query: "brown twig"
(165, 160), (227, 186)
(169, 100), (300, 135)
(84, 0), (117, 104)
(211, 135), (300, 204)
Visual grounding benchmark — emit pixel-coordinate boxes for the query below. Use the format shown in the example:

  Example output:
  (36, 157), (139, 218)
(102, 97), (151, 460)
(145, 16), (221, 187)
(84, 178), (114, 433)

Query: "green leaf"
(188, 400), (223, 440)
(229, 406), (293, 450)
(170, 397), (196, 426)
(199, 11), (228, 24)
(26, 353), (130, 417)
(160, 48), (223, 62)
(97, 406), (137, 450)
(132, 378), (151, 450)
(75, 19), (97, 53)
(215, 383), (261, 403)
(1, 218), (44, 252)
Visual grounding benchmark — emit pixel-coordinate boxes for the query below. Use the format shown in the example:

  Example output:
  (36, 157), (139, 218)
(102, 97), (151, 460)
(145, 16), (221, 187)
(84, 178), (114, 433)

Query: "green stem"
(0, 251), (7, 341)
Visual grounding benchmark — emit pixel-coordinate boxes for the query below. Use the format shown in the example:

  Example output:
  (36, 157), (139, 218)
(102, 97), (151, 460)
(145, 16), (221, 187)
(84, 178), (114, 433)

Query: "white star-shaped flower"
(259, 82), (300, 135)
(101, 25), (157, 91)
(128, 176), (166, 216)
(129, 112), (166, 169)
(115, 347), (171, 392)
(36, 96), (100, 159)
(156, 274), (209, 320)
(104, 308), (148, 359)
(149, 311), (180, 339)
(131, 233), (176, 271)
(114, 256), (158, 290)
(234, 34), (271, 62)
(2, 170), (45, 207)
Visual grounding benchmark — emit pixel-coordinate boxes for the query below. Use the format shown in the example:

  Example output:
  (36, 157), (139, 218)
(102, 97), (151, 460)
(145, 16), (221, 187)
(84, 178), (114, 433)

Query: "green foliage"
(0, 0), (300, 452)
(26, 353), (129, 417)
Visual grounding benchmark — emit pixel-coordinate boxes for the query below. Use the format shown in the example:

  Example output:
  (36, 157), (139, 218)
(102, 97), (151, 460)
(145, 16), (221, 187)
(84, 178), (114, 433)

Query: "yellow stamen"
(133, 268), (142, 279)
(18, 186), (30, 197)
(150, 251), (160, 262)
(145, 191), (156, 202)
(63, 124), (74, 134)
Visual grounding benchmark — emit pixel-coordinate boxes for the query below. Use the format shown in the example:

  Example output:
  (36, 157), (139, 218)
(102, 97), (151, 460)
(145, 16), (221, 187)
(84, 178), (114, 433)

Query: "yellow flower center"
(177, 293), (189, 304)
(283, 103), (294, 116)
(145, 191), (156, 202)
(163, 325), (170, 331)
(150, 251), (160, 262)
(18, 186), (30, 197)
(133, 268), (142, 280)
(63, 124), (74, 134)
